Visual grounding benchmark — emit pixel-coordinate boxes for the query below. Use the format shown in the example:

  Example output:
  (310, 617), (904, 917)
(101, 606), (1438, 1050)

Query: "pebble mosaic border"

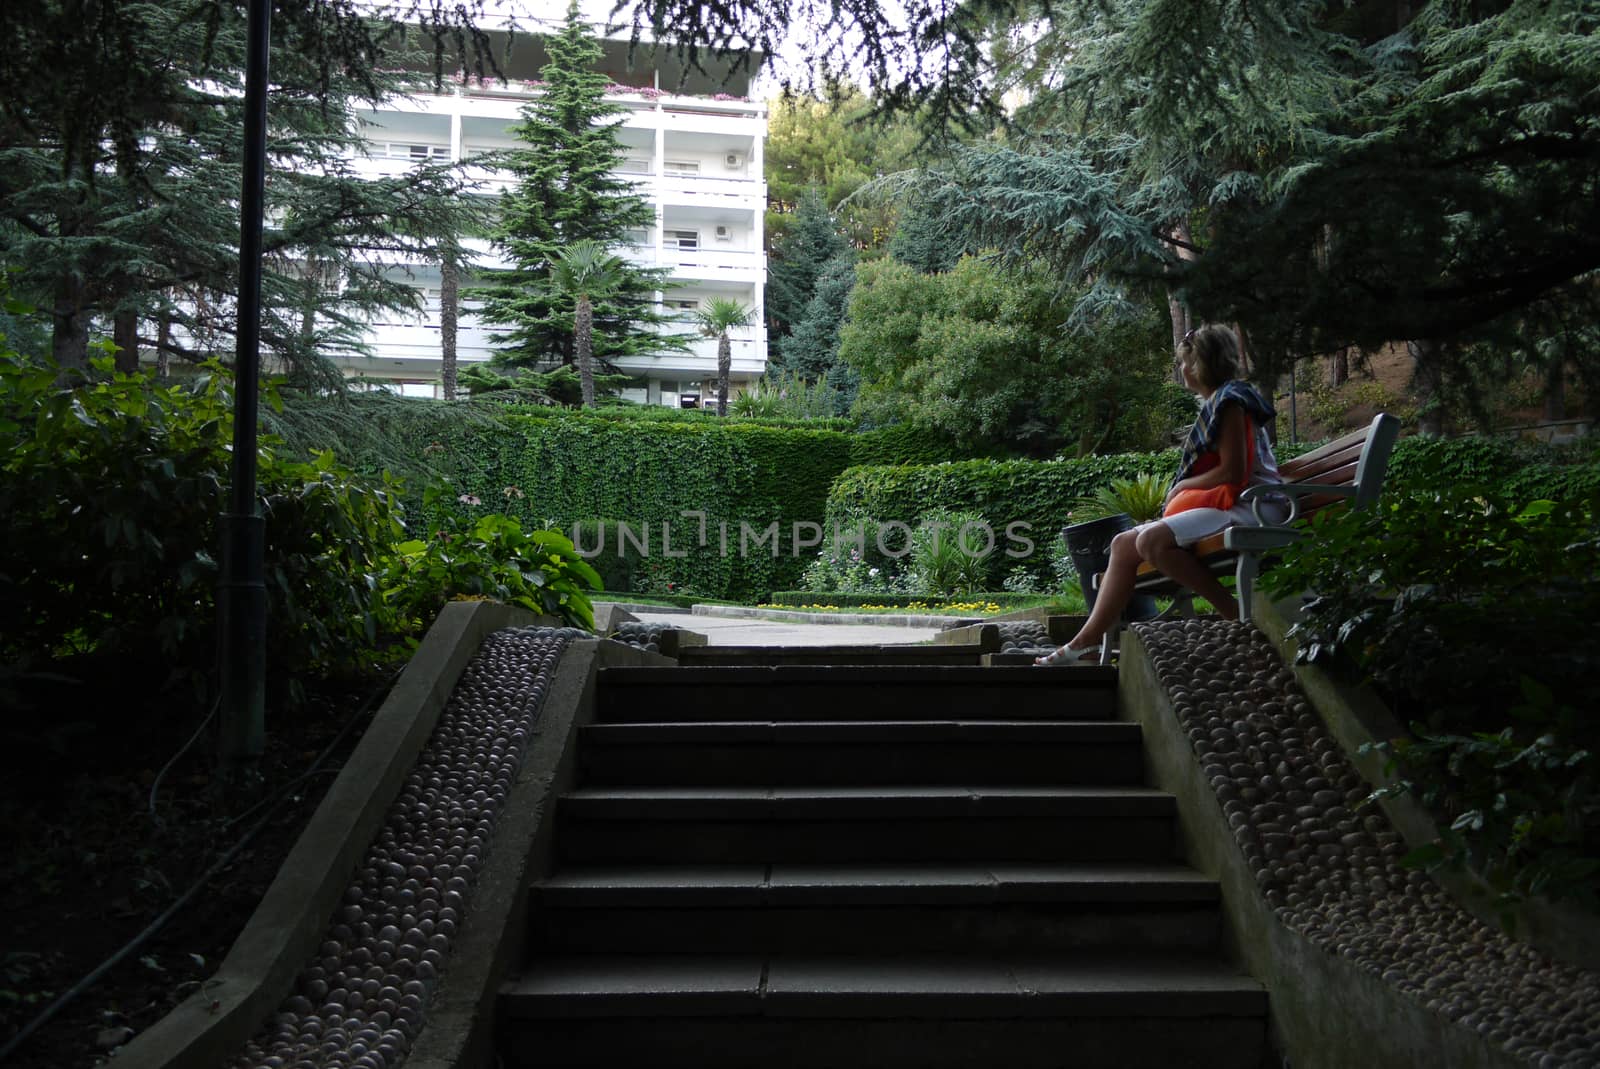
(232, 626), (588, 1069)
(1136, 618), (1600, 1069)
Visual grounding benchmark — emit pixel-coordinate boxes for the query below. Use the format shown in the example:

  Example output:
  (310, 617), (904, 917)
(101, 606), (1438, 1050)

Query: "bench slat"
(1278, 426), (1369, 475)
(1280, 443), (1363, 484)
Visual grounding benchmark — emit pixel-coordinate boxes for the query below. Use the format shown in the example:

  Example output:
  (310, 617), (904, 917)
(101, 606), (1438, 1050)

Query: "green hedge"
(408, 409), (855, 600)
(766, 591), (1055, 609)
(1387, 434), (1600, 503)
(823, 450), (1182, 577)
(847, 423), (1007, 467)
(528, 401), (854, 433)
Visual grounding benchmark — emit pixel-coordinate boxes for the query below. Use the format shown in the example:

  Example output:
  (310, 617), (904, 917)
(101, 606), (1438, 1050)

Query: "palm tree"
(549, 240), (627, 407)
(694, 298), (753, 417)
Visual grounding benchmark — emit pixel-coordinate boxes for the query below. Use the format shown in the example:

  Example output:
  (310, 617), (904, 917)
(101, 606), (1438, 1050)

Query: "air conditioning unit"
(714, 224), (732, 241)
(723, 152), (744, 169)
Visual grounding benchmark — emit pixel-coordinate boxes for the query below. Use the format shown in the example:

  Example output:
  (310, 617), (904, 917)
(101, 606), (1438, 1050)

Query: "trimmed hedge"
(847, 423), (1007, 467)
(407, 408), (855, 600)
(1387, 433), (1600, 503)
(823, 450), (1183, 578)
(532, 401), (854, 433)
(766, 591), (1056, 609)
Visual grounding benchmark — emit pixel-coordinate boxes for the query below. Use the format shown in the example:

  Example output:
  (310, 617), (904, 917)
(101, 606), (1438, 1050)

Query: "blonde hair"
(1181, 324), (1243, 391)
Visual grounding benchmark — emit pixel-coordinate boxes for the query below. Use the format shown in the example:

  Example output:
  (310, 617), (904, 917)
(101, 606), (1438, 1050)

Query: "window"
(617, 157), (652, 174)
(381, 142), (447, 161)
(622, 229), (650, 246)
(667, 229), (699, 251)
(664, 159), (700, 175)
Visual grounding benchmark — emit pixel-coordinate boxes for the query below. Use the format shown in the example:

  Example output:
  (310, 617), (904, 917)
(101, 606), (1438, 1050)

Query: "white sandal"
(1033, 645), (1100, 667)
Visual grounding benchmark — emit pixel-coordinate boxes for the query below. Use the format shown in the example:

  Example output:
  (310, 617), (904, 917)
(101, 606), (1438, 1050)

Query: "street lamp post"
(218, 0), (273, 770)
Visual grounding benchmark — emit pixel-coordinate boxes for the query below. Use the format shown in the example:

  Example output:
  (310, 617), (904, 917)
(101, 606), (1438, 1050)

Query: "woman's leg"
(1060, 529), (1143, 651)
(1134, 523), (1239, 620)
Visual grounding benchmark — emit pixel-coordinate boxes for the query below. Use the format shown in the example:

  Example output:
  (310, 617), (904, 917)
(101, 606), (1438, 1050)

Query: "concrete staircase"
(498, 658), (1266, 1068)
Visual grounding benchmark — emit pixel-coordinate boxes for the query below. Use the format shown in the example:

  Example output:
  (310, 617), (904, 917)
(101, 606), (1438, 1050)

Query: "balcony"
(651, 246), (766, 282)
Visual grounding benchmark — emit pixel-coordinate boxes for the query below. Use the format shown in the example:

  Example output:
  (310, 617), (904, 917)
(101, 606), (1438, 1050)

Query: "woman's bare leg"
(1060, 530), (1143, 651)
(1135, 523), (1239, 620)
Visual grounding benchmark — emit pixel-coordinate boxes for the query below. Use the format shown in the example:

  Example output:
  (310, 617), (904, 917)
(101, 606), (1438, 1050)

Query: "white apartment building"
(341, 31), (768, 406)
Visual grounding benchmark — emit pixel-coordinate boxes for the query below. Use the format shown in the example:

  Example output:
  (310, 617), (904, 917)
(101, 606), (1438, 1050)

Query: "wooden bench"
(1100, 412), (1401, 652)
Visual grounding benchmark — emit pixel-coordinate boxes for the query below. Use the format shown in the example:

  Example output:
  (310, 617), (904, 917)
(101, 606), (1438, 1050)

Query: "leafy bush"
(390, 406), (856, 600)
(1260, 485), (1600, 907)
(824, 450), (1180, 581)
(766, 590), (1057, 610)
(0, 351), (407, 692)
(381, 510), (600, 631)
(1068, 472), (1168, 524)
(905, 509), (992, 596)
(847, 422), (1005, 467)
(1388, 433), (1600, 505)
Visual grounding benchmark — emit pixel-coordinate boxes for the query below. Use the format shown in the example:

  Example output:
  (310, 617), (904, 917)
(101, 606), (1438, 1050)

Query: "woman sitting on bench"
(1037, 324), (1287, 666)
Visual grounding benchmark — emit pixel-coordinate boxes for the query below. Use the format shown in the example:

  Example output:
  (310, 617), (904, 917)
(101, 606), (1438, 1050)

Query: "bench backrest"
(1276, 412), (1401, 518)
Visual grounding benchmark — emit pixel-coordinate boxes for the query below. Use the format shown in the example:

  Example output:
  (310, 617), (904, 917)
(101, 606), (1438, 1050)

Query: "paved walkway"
(626, 609), (946, 647)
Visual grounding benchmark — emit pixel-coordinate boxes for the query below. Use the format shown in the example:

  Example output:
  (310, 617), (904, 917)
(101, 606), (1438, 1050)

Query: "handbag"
(1164, 410), (1254, 518)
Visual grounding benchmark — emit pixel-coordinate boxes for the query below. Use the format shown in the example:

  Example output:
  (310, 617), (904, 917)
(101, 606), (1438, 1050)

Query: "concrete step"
(595, 665), (1116, 722)
(499, 952), (1267, 1069)
(530, 862), (1222, 953)
(578, 719), (1145, 786)
(555, 786), (1176, 864)
(676, 642), (992, 666)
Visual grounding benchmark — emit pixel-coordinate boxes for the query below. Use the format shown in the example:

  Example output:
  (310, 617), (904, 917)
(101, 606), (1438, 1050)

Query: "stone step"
(578, 719), (1145, 786)
(530, 862), (1222, 954)
(676, 642), (993, 666)
(595, 665), (1116, 722)
(499, 953), (1267, 1069)
(555, 786), (1176, 864)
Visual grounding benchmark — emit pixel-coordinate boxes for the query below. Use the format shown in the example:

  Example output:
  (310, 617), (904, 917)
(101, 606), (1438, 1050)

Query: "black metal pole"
(1289, 360), (1298, 445)
(218, 0), (272, 769)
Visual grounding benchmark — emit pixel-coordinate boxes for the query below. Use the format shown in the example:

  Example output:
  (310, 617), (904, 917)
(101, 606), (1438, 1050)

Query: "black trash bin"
(1061, 514), (1159, 620)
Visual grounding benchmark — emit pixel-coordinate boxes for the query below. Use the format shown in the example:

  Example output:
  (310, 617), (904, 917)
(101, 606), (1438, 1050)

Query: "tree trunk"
(1543, 360), (1566, 422)
(440, 249), (459, 401)
(1165, 219), (1200, 384)
(53, 272), (90, 381)
(717, 334), (731, 416)
(113, 309), (140, 374)
(1165, 292), (1190, 385)
(577, 294), (595, 407)
(1331, 348), (1349, 388)
(156, 314), (172, 378)
(1407, 338), (1444, 435)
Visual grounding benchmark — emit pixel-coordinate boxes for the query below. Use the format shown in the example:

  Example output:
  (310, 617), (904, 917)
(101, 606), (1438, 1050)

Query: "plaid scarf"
(1174, 380), (1277, 484)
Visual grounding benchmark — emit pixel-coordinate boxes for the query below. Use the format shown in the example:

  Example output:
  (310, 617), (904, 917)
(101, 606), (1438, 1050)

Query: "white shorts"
(1135, 499), (1289, 548)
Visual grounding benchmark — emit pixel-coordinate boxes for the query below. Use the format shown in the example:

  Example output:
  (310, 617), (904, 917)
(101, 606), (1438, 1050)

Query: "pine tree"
(475, 1), (684, 374)
(782, 253), (858, 413)
(0, 0), (489, 383)
(766, 187), (851, 368)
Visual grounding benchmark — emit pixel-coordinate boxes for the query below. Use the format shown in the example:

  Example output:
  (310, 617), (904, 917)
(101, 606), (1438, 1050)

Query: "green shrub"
(905, 508), (992, 596)
(1260, 485), (1600, 908)
(847, 423), (1003, 467)
(1068, 472), (1169, 524)
(393, 407), (856, 600)
(0, 351), (406, 692)
(765, 590), (1057, 610)
(824, 450), (1181, 579)
(1388, 434), (1600, 505)
(381, 510), (599, 631)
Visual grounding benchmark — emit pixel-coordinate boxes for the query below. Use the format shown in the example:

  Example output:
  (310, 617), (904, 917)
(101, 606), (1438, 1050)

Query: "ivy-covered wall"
(412, 409), (854, 599)
(846, 423), (1006, 467)
(824, 450), (1182, 571)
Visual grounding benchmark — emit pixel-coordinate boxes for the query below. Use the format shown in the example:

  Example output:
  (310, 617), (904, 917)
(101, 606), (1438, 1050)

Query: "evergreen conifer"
(474, 1), (683, 374)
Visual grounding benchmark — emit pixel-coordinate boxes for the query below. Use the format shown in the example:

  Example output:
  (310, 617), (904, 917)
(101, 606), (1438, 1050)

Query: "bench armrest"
(1240, 482), (1356, 524)
(1223, 525), (1307, 553)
